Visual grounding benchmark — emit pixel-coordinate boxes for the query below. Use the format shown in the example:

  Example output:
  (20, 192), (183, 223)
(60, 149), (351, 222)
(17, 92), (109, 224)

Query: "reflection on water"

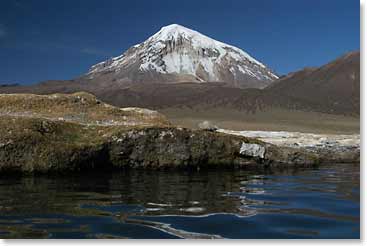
(0, 164), (360, 239)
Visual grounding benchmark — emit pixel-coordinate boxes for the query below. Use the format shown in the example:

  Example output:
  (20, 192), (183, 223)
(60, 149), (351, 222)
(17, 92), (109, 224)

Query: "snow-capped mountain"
(85, 24), (278, 88)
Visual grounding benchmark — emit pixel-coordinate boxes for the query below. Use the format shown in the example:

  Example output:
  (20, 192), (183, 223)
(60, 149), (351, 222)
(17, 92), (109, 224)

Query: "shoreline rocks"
(239, 143), (265, 159)
(0, 116), (356, 173)
(218, 129), (360, 164)
(0, 93), (359, 173)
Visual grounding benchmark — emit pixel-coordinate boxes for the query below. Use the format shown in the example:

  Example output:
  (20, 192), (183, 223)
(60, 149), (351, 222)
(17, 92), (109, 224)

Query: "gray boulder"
(198, 121), (218, 132)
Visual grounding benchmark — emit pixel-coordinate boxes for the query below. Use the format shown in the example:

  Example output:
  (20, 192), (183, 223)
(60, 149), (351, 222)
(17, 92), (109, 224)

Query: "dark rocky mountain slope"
(0, 52), (359, 117)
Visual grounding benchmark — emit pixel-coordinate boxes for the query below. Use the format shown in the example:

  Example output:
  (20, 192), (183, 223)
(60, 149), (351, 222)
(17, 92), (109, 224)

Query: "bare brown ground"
(161, 107), (359, 134)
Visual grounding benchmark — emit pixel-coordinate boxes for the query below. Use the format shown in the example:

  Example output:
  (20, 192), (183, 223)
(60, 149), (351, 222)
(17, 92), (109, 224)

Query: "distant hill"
(0, 52), (360, 120)
(0, 83), (19, 87)
(93, 51), (361, 116)
(263, 51), (360, 115)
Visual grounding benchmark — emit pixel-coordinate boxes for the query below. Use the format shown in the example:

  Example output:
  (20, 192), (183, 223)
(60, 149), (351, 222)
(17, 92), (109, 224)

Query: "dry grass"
(0, 92), (170, 127)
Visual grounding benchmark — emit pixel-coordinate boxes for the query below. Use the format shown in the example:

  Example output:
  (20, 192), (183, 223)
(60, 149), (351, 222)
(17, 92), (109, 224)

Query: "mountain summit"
(85, 24), (278, 88)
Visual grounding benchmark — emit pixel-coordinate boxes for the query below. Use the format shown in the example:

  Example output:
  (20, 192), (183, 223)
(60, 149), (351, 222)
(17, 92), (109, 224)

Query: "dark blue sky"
(0, 0), (359, 84)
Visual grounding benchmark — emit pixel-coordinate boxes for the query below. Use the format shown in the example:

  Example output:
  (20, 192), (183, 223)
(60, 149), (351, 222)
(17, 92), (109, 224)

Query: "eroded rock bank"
(0, 115), (353, 172)
(218, 129), (360, 164)
(0, 93), (359, 172)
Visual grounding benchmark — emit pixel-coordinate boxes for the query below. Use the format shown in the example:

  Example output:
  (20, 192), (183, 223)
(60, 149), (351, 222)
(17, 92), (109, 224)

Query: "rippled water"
(0, 163), (360, 239)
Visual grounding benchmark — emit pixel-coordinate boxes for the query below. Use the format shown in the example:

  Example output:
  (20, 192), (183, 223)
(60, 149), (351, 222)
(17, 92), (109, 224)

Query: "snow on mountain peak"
(87, 24), (278, 88)
(150, 24), (266, 68)
(154, 24), (198, 40)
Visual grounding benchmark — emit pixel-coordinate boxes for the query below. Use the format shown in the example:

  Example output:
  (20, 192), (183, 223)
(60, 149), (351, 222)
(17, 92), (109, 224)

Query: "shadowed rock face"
(0, 92), (340, 173)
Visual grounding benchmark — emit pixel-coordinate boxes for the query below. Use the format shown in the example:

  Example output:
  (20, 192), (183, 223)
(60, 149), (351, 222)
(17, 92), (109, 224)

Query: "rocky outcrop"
(0, 116), (324, 172)
(0, 93), (358, 173)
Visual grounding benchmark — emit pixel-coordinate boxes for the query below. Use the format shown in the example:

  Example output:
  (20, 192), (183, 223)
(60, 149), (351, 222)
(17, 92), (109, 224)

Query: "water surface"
(0, 164), (360, 239)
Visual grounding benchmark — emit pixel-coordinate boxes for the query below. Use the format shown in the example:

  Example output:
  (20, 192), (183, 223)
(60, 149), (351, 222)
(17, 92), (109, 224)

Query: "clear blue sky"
(0, 0), (359, 84)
